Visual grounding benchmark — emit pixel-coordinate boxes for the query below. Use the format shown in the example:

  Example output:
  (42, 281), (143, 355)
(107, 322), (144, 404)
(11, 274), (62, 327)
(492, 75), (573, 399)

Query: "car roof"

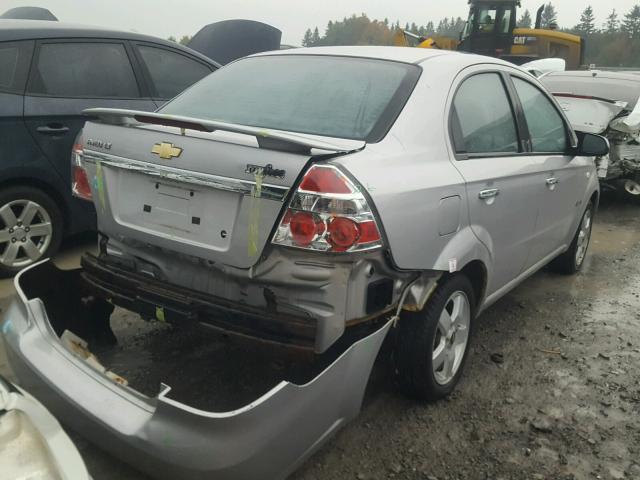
(253, 45), (458, 64)
(0, 19), (218, 66)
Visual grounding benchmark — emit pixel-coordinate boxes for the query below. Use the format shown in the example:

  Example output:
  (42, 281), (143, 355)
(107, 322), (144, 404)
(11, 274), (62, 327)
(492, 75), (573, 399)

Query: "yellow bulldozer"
(396, 0), (584, 69)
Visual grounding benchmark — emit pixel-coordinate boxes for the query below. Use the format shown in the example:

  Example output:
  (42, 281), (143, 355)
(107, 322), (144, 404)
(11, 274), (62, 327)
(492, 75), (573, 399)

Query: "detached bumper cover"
(0, 375), (90, 480)
(1, 260), (392, 480)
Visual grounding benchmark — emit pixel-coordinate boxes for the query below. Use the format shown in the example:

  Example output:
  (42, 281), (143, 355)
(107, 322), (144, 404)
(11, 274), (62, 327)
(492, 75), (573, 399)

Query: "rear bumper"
(2, 260), (392, 480)
(81, 252), (320, 350)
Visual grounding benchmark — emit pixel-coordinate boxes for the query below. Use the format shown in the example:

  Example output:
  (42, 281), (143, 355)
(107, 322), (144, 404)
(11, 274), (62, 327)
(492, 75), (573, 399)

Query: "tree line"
(301, 3), (640, 67)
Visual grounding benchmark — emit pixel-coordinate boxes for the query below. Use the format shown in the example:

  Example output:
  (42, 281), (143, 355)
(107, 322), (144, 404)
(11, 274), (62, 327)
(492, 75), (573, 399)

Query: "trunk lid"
(80, 109), (364, 269)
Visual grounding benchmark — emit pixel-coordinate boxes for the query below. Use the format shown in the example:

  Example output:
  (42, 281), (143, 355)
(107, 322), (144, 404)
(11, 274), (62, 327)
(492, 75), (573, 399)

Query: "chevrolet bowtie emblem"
(151, 142), (182, 160)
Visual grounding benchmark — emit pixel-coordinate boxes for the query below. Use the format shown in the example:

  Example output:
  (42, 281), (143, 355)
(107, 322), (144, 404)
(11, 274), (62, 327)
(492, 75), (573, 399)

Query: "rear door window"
(136, 45), (213, 100)
(512, 77), (568, 153)
(452, 73), (519, 155)
(29, 42), (140, 98)
(0, 41), (34, 94)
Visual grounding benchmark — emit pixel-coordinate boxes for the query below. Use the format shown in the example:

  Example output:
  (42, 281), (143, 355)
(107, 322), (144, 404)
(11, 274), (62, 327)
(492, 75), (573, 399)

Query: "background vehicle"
(541, 70), (640, 203)
(0, 20), (219, 276)
(395, 0), (583, 69)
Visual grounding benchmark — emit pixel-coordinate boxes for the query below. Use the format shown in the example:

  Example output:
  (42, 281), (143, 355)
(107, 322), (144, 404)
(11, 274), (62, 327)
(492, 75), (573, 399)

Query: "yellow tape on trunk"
(247, 172), (264, 258)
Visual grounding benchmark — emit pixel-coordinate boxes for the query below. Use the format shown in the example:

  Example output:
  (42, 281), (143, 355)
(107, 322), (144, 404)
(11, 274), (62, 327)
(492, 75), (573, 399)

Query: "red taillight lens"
(290, 212), (317, 246)
(327, 217), (359, 251)
(299, 166), (352, 194)
(357, 220), (380, 244)
(72, 166), (92, 201)
(71, 142), (93, 201)
(272, 165), (382, 253)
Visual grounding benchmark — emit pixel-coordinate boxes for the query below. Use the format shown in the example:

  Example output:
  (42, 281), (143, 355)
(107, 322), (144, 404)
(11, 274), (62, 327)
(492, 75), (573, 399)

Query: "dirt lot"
(1, 194), (639, 480)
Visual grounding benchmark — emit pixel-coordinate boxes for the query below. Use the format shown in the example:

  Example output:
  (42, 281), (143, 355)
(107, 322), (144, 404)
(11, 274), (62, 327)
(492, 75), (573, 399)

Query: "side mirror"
(575, 132), (609, 157)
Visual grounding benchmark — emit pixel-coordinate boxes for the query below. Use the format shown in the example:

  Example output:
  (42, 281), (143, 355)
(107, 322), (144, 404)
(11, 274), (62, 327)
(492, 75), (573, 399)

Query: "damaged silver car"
(541, 70), (640, 202)
(3, 47), (606, 479)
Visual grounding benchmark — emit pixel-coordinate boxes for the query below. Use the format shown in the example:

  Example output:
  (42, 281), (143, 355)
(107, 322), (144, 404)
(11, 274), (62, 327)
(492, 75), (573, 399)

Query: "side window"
(452, 73), (519, 155)
(500, 8), (513, 34)
(512, 77), (568, 153)
(477, 8), (497, 33)
(0, 41), (34, 94)
(29, 42), (139, 98)
(136, 45), (212, 100)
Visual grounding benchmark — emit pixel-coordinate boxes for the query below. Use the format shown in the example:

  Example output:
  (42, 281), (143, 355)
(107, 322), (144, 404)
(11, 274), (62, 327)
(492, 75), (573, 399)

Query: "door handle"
(36, 125), (70, 135)
(546, 177), (559, 188)
(478, 188), (500, 200)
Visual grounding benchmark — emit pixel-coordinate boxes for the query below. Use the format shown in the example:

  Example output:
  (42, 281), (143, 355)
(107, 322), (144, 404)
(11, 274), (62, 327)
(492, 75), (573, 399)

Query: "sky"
(3, 0), (639, 45)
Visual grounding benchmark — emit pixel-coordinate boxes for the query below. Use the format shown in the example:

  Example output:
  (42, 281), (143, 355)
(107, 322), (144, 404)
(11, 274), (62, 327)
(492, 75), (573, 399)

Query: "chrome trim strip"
(83, 150), (289, 201)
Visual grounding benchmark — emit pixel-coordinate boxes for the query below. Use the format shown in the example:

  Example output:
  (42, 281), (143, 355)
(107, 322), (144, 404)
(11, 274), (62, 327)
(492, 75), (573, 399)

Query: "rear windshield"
(160, 55), (421, 142)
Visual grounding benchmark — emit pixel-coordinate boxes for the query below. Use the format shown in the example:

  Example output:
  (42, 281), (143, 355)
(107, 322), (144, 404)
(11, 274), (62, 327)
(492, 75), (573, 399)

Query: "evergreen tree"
(425, 21), (435, 34)
(302, 28), (313, 47)
(622, 5), (640, 39)
(518, 9), (532, 28)
(312, 27), (321, 45)
(540, 3), (558, 28)
(179, 35), (192, 45)
(575, 5), (596, 34)
(167, 36), (177, 42)
(604, 9), (619, 33)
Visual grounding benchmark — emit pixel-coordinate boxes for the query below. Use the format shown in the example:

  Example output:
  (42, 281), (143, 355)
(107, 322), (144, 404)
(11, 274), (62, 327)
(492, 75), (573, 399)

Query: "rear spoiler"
(83, 108), (365, 155)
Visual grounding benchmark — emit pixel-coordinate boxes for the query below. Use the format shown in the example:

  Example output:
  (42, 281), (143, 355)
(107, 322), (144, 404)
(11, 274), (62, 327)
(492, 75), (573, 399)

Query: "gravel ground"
(1, 194), (638, 480)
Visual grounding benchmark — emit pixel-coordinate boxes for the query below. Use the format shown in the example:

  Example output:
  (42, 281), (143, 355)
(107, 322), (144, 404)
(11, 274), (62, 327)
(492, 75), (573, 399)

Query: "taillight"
(71, 141), (93, 201)
(272, 165), (382, 252)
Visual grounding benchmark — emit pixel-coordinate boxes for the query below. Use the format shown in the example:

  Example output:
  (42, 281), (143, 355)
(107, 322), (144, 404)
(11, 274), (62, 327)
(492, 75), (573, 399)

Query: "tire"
(548, 201), (594, 275)
(0, 186), (63, 277)
(616, 178), (640, 204)
(394, 273), (476, 402)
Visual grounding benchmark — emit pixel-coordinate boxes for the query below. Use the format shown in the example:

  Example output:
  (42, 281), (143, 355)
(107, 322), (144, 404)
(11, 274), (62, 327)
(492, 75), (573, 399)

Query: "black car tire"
(0, 186), (63, 277)
(394, 273), (476, 402)
(616, 178), (640, 204)
(548, 201), (594, 275)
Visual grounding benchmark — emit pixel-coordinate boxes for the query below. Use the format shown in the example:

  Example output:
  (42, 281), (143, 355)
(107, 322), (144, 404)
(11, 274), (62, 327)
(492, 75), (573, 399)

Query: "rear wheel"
(618, 178), (640, 204)
(0, 186), (63, 277)
(548, 201), (593, 275)
(394, 274), (476, 401)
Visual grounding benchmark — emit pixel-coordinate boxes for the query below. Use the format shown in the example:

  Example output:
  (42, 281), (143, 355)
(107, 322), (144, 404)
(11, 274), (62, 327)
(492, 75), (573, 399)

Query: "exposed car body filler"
(2, 260), (393, 480)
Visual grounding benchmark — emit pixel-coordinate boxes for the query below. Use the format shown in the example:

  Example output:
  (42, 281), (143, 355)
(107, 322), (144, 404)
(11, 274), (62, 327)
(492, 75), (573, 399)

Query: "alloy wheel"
(432, 291), (471, 385)
(0, 199), (53, 268)
(575, 207), (592, 268)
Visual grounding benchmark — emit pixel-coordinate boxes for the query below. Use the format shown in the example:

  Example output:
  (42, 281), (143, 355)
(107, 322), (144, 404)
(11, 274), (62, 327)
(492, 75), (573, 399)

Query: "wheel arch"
(458, 259), (488, 309)
(430, 226), (492, 307)
(590, 189), (600, 211)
